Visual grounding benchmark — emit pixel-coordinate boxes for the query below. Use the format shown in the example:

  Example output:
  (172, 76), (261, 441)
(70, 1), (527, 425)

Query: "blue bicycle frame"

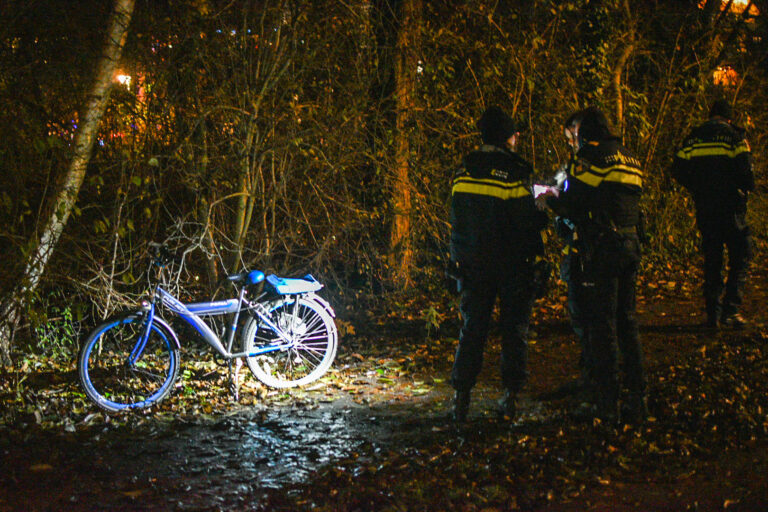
(79, 241), (339, 412)
(132, 272), (327, 363)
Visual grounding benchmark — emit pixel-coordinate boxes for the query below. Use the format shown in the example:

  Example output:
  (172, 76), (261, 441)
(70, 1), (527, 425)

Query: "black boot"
(452, 389), (471, 423)
(703, 315), (719, 330)
(595, 393), (619, 424)
(721, 312), (747, 329)
(622, 394), (649, 425)
(705, 301), (721, 330)
(497, 389), (517, 419)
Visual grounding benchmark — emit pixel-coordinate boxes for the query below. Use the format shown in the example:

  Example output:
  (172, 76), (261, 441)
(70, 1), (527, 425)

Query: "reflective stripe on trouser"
(451, 266), (535, 392)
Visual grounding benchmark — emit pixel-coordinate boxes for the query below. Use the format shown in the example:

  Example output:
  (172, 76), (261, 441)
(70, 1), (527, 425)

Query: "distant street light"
(116, 74), (131, 89)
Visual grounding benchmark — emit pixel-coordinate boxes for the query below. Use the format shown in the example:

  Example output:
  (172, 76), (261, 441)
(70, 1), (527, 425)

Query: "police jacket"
(450, 145), (545, 268)
(670, 118), (754, 216)
(547, 136), (643, 243)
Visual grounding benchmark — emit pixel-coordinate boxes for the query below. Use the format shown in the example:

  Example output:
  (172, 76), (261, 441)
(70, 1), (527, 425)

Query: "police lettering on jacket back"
(449, 146), (541, 265)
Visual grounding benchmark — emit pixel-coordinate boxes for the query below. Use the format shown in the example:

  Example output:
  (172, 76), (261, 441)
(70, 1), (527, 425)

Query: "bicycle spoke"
(79, 314), (179, 412)
(129, 366), (166, 381)
(243, 297), (337, 388)
(300, 314), (323, 334)
(294, 349), (323, 365)
(296, 334), (330, 344)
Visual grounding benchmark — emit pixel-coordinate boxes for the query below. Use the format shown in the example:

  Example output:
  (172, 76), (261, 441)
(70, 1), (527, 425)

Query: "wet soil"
(0, 399), (422, 511)
(1, 264), (767, 511)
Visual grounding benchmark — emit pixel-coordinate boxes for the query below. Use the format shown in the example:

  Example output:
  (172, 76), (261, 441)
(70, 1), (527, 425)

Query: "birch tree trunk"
(388, 0), (421, 285)
(0, 0), (136, 364)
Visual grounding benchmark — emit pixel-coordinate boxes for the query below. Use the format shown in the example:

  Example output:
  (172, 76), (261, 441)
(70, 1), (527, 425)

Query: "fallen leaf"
(121, 490), (146, 499)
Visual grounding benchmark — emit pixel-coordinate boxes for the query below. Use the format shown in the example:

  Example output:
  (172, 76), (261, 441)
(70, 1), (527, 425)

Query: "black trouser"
(561, 250), (589, 381)
(579, 234), (645, 406)
(451, 263), (535, 393)
(697, 213), (752, 320)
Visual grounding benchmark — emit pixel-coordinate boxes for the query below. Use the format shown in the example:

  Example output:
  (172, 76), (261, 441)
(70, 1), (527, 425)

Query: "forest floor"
(1, 261), (767, 511)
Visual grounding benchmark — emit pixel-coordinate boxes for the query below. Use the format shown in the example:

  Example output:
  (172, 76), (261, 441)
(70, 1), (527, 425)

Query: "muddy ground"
(1, 263), (767, 511)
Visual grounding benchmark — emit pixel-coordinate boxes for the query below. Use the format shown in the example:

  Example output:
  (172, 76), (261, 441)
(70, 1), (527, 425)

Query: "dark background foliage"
(0, 0), (765, 358)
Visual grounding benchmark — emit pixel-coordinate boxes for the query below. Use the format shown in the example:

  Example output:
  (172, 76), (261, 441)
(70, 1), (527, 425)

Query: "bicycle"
(78, 243), (338, 412)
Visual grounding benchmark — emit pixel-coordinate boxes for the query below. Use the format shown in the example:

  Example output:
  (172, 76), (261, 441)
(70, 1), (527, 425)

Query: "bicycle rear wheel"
(243, 296), (338, 388)
(78, 312), (180, 412)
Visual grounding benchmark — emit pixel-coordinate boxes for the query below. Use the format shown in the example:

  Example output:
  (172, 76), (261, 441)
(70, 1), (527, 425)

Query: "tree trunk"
(613, 0), (636, 136)
(612, 42), (635, 135)
(388, 0), (421, 285)
(196, 124), (220, 288)
(0, 0), (136, 365)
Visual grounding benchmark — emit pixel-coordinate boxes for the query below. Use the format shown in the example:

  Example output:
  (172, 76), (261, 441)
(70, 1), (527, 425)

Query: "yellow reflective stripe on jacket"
(675, 141), (751, 160)
(574, 164), (643, 188)
(451, 177), (531, 199)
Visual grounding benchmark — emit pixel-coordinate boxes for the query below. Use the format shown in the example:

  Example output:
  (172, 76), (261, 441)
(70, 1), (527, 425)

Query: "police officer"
(670, 99), (754, 329)
(554, 112), (591, 395)
(448, 106), (545, 423)
(538, 106), (646, 423)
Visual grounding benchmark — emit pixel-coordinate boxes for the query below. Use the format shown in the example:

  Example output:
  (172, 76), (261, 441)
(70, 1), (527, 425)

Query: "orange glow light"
(698, 0), (760, 15)
(713, 66), (739, 86)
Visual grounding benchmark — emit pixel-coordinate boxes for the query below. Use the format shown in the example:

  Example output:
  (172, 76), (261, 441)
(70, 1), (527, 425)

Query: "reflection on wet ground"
(115, 398), (401, 510)
(0, 392), (452, 511)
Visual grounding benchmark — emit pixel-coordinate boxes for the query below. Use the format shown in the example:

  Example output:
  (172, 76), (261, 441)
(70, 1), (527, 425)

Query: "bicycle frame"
(79, 242), (339, 412)
(133, 283), (297, 362)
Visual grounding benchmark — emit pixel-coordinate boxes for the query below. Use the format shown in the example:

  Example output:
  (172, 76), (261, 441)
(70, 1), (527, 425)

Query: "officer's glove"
(531, 257), (551, 299)
(445, 260), (464, 295)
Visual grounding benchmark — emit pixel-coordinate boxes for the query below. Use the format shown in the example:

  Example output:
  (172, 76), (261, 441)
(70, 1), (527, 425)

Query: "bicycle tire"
(242, 296), (338, 388)
(78, 312), (180, 412)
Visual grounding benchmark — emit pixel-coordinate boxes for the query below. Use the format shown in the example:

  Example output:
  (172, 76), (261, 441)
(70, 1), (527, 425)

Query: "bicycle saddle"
(227, 270), (266, 285)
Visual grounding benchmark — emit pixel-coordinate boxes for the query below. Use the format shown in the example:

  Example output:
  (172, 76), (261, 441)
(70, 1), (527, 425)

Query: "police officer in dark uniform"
(448, 106), (545, 423)
(539, 106), (646, 423)
(554, 112), (591, 395)
(670, 100), (754, 329)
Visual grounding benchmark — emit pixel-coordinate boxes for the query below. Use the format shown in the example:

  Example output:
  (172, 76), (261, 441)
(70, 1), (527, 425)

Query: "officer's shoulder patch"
(683, 136), (700, 146)
(490, 168), (509, 180)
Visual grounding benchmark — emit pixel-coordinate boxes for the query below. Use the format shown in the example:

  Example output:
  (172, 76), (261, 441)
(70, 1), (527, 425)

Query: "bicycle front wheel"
(243, 296), (338, 388)
(78, 312), (180, 412)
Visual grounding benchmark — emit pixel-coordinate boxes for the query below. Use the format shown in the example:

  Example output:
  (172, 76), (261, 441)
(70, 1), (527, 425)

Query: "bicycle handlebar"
(148, 242), (174, 267)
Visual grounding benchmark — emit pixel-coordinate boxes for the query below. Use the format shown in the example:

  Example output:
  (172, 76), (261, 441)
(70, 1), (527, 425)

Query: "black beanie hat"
(579, 106), (612, 142)
(709, 99), (734, 120)
(477, 106), (520, 147)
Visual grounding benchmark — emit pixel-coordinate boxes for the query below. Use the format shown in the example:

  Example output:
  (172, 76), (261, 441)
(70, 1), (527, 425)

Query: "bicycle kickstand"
(227, 359), (241, 403)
